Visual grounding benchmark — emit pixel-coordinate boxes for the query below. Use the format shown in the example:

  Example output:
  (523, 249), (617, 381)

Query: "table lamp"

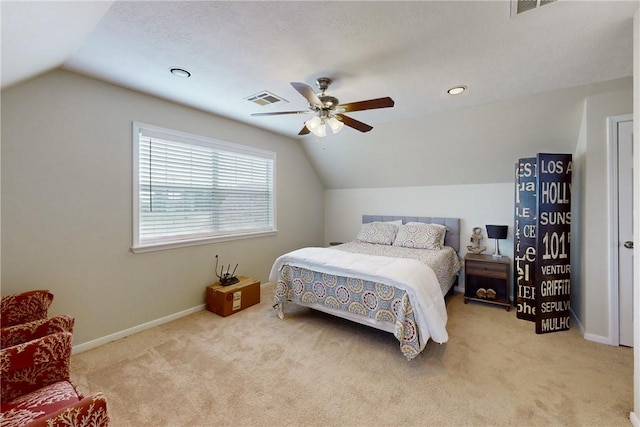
(486, 225), (508, 258)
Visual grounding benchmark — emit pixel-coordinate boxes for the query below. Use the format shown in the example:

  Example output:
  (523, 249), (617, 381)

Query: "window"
(132, 122), (276, 252)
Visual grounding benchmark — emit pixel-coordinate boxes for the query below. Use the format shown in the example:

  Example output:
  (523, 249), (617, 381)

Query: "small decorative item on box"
(214, 254), (239, 286)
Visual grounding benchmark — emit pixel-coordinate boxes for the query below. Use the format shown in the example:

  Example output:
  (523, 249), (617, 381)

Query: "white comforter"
(269, 247), (449, 348)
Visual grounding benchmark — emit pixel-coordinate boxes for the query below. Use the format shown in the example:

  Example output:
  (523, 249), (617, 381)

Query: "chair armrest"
(1, 290), (54, 327)
(1, 315), (75, 349)
(0, 331), (72, 402)
(25, 392), (110, 427)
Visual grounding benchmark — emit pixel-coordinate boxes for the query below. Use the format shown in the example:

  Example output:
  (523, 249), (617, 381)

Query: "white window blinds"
(133, 123), (275, 252)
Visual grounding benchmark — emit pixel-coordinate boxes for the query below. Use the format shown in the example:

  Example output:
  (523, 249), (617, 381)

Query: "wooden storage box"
(206, 276), (260, 317)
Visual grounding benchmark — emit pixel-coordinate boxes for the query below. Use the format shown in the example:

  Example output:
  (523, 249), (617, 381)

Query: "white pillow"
(355, 222), (399, 245)
(383, 219), (403, 226)
(393, 222), (447, 250)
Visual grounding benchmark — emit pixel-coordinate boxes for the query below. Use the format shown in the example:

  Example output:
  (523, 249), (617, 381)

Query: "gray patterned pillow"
(393, 222), (447, 250)
(355, 222), (399, 245)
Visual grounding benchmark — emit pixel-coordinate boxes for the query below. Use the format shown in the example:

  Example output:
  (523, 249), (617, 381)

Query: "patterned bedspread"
(331, 241), (461, 291)
(270, 244), (460, 360)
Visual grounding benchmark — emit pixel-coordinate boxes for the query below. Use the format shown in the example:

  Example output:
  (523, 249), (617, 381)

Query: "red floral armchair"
(0, 332), (109, 426)
(0, 291), (110, 426)
(1, 290), (75, 351)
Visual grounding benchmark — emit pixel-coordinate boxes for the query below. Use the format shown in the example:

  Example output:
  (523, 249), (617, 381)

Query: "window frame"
(131, 122), (276, 253)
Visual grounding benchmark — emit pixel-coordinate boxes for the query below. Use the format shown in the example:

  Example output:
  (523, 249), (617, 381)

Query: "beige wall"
(581, 87), (633, 340)
(325, 183), (514, 257)
(570, 102), (588, 327)
(632, 7), (639, 426)
(1, 69), (325, 345)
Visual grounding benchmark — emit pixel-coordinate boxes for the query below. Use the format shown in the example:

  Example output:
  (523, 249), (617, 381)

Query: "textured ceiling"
(3, 1), (636, 139)
(1, 1), (637, 188)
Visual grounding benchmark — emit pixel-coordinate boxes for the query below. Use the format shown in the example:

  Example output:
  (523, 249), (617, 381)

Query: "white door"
(618, 119), (633, 347)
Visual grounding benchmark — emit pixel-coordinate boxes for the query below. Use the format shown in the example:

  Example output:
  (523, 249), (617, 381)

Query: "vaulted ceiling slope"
(1, 1), (637, 188)
(0, 1), (114, 88)
(304, 76), (631, 189)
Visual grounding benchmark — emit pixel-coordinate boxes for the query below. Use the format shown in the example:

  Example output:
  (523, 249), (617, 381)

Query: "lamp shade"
(486, 225), (508, 239)
(327, 117), (344, 134)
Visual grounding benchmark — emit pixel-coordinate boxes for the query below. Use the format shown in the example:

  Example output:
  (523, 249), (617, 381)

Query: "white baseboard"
(72, 303), (206, 355)
(73, 282), (274, 355)
(583, 333), (613, 345)
(631, 411), (639, 427)
(575, 308), (617, 345)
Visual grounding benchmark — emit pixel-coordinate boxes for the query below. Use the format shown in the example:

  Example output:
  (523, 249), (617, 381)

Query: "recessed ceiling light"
(447, 86), (466, 95)
(170, 67), (191, 78)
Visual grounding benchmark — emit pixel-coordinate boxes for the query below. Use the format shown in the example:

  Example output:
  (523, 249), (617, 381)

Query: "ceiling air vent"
(511, 0), (556, 16)
(245, 91), (288, 106)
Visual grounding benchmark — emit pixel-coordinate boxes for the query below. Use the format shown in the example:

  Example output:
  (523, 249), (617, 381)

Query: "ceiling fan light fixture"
(314, 124), (327, 137)
(447, 85), (466, 95)
(327, 117), (344, 134)
(305, 116), (327, 137)
(305, 116), (322, 130)
(253, 78), (395, 136)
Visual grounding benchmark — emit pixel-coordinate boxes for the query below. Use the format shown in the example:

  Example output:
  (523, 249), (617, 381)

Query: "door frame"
(607, 113), (633, 346)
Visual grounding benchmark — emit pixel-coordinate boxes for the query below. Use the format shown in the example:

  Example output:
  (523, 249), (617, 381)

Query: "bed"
(269, 215), (462, 360)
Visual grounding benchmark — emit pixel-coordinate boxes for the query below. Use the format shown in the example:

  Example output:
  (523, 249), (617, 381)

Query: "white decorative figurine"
(467, 227), (487, 254)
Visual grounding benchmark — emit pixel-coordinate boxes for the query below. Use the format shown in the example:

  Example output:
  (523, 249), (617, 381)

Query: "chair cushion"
(1, 333), (72, 403)
(0, 291), (54, 327)
(1, 315), (75, 349)
(0, 381), (82, 426)
(23, 393), (110, 427)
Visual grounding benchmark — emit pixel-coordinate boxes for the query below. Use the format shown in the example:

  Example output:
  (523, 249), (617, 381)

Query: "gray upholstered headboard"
(362, 215), (461, 253)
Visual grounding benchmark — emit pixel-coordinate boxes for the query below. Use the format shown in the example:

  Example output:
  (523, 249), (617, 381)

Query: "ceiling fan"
(251, 77), (394, 137)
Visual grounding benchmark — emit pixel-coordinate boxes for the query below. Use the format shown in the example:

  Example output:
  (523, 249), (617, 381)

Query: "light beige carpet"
(71, 284), (632, 426)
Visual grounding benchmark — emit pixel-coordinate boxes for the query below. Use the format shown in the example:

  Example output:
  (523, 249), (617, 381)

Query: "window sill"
(131, 230), (277, 253)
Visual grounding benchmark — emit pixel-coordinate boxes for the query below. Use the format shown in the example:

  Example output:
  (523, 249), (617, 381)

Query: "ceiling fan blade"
(337, 114), (373, 133)
(298, 125), (310, 136)
(291, 82), (322, 107)
(251, 111), (309, 117)
(338, 97), (395, 113)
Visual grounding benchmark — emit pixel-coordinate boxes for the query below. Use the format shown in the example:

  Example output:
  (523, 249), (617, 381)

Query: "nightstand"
(464, 254), (511, 311)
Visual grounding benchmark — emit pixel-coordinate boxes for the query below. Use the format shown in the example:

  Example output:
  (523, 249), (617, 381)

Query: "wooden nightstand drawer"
(465, 261), (508, 278)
